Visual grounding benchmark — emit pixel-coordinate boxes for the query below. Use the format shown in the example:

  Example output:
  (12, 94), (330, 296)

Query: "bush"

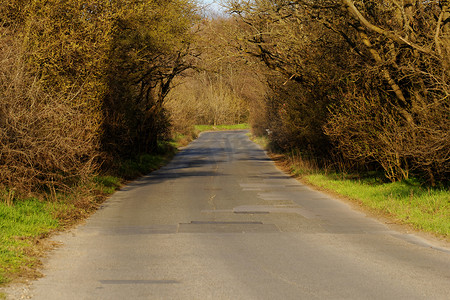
(0, 28), (99, 193)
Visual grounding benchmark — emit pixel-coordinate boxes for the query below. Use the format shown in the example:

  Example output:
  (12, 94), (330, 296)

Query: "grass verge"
(251, 135), (449, 240)
(0, 200), (59, 284)
(303, 174), (449, 237)
(194, 123), (249, 133)
(248, 134), (270, 149)
(0, 144), (176, 286)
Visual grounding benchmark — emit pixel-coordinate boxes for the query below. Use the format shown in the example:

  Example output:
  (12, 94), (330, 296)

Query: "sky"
(200, 0), (226, 15)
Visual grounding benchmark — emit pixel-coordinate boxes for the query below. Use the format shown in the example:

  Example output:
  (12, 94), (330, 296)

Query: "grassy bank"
(252, 135), (449, 239)
(0, 200), (59, 284)
(0, 147), (175, 285)
(304, 174), (449, 237)
(194, 123), (249, 132)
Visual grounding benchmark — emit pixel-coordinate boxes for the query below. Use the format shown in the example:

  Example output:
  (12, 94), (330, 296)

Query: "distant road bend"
(11, 130), (450, 299)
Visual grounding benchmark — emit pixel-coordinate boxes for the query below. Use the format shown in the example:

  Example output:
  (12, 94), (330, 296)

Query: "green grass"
(303, 173), (450, 237)
(194, 123), (249, 133)
(0, 199), (60, 284)
(249, 134), (270, 149)
(116, 153), (173, 180)
(93, 176), (122, 195)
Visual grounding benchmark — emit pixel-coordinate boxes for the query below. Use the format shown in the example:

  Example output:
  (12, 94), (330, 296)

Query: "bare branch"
(341, 0), (432, 54)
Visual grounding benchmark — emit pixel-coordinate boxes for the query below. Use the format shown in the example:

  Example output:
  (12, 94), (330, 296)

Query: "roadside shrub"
(228, 0), (450, 184)
(0, 32), (99, 193)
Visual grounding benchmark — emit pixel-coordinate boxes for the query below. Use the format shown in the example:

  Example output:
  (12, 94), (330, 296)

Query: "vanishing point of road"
(8, 131), (450, 299)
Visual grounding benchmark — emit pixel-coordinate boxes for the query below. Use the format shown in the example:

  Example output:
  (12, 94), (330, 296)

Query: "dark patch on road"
(99, 280), (179, 285)
(178, 221), (279, 233)
(234, 211), (270, 214)
(93, 225), (178, 235)
(190, 221), (264, 224)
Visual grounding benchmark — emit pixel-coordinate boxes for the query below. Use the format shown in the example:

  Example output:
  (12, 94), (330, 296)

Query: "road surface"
(6, 130), (450, 299)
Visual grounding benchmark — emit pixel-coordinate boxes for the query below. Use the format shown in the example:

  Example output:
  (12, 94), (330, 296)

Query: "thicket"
(0, 0), (199, 196)
(227, 0), (450, 185)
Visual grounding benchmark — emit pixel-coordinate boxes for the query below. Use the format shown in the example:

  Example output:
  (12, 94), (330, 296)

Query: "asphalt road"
(7, 130), (450, 299)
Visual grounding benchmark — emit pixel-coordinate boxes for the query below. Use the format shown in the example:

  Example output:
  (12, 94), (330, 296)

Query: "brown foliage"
(228, 0), (450, 183)
(0, 29), (99, 193)
(321, 0), (450, 182)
